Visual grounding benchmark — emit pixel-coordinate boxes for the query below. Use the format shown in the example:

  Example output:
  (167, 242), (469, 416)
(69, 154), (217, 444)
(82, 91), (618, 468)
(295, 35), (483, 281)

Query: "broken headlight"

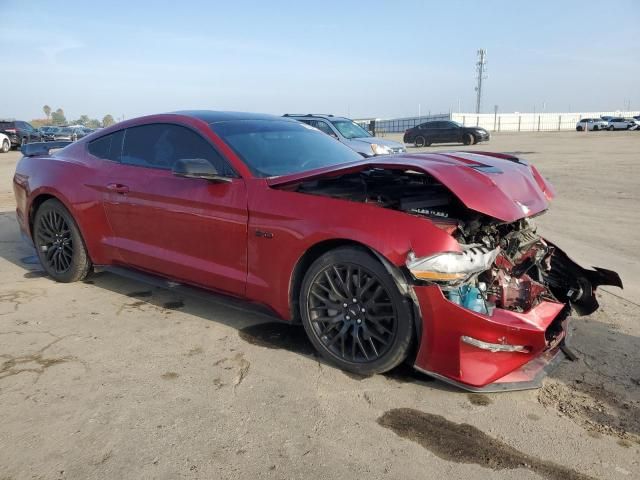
(406, 246), (499, 282)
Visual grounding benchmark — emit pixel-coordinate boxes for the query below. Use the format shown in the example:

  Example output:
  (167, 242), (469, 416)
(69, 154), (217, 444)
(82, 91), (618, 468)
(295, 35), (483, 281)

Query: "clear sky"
(1, 0), (638, 121)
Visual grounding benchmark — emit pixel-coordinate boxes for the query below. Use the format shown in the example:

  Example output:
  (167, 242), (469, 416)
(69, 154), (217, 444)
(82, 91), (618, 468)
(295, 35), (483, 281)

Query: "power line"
(475, 49), (487, 114)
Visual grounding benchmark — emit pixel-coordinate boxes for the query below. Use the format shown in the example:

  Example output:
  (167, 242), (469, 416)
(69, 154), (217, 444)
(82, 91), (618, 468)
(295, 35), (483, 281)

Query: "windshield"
(210, 120), (363, 177)
(330, 120), (371, 139)
(450, 121), (463, 127)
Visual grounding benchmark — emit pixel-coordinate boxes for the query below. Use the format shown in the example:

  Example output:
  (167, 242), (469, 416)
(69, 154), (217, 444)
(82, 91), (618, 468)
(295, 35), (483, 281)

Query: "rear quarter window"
(87, 130), (124, 162)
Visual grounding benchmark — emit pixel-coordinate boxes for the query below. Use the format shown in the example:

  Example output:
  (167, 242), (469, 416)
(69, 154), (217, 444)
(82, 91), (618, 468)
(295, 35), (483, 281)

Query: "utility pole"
(475, 49), (487, 114)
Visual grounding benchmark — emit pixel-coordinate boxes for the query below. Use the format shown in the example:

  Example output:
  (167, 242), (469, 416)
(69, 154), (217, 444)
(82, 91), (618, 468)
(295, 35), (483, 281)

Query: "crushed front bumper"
(412, 285), (568, 391)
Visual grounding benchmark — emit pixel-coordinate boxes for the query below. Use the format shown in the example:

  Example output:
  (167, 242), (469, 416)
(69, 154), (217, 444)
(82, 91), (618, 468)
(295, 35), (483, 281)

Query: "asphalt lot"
(0, 131), (638, 480)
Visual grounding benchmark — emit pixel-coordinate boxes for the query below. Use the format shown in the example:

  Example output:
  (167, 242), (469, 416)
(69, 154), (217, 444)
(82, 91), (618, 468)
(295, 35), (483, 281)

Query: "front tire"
(414, 136), (426, 148)
(608, 126), (614, 131)
(463, 133), (476, 145)
(1, 139), (9, 153)
(576, 126), (583, 131)
(299, 247), (414, 376)
(33, 199), (92, 282)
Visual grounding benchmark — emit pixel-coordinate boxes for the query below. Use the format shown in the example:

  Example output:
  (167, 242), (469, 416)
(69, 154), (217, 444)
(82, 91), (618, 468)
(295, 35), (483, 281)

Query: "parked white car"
(575, 118), (608, 131)
(0, 132), (10, 153)
(607, 117), (634, 130)
(628, 118), (640, 130)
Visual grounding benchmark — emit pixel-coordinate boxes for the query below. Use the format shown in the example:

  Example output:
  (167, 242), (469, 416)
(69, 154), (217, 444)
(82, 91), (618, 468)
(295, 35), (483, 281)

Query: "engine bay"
(295, 167), (461, 220)
(453, 218), (556, 313)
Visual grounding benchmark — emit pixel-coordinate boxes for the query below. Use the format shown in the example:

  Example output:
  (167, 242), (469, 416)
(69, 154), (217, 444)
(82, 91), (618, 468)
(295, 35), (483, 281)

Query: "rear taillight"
(5, 128), (16, 133)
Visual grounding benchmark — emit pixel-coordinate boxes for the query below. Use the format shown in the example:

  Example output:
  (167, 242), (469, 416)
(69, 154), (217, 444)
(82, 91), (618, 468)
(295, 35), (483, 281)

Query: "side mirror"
(172, 158), (232, 183)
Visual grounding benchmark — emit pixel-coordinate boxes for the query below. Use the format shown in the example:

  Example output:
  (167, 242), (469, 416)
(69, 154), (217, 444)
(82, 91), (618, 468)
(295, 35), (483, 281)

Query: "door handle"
(107, 183), (129, 194)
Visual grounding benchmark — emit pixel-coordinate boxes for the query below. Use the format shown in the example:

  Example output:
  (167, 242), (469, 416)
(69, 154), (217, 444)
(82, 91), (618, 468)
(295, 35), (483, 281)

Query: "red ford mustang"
(13, 111), (622, 391)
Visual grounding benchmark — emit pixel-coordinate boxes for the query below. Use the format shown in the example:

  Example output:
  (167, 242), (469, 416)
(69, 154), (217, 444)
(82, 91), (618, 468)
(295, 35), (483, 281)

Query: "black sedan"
(403, 120), (490, 147)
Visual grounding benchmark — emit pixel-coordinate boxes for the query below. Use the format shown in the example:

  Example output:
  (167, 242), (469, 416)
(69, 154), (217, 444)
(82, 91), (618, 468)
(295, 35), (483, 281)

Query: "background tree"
(73, 115), (91, 126)
(51, 108), (66, 126)
(86, 118), (101, 129)
(43, 105), (51, 121)
(102, 114), (115, 127)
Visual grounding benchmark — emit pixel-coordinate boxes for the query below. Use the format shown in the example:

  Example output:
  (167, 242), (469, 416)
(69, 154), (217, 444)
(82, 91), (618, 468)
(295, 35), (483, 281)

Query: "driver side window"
(121, 123), (235, 176)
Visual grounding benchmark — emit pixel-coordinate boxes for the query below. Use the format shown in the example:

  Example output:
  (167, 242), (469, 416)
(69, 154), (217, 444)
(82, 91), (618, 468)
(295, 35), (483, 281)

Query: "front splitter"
(414, 347), (566, 393)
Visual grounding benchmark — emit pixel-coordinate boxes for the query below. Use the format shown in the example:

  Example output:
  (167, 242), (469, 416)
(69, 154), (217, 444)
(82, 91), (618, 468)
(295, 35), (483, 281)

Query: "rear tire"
(463, 132), (476, 145)
(576, 126), (583, 131)
(1, 139), (9, 153)
(608, 126), (614, 131)
(299, 247), (414, 376)
(33, 199), (92, 283)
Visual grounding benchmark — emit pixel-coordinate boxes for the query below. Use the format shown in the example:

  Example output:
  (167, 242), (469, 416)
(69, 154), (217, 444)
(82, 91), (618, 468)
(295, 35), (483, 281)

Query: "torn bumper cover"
(410, 246), (622, 392)
(412, 285), (569, 391)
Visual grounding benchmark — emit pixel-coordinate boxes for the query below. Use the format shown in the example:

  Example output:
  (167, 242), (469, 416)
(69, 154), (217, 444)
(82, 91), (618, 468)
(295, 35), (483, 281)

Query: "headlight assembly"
(406, 246), (499, 283)
(370, 143), (391, 155)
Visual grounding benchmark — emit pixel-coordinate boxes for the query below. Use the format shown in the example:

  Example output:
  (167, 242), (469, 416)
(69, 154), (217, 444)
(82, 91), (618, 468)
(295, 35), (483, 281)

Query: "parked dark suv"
(403, 120), (490, 147)
(0, 120), (42, 148)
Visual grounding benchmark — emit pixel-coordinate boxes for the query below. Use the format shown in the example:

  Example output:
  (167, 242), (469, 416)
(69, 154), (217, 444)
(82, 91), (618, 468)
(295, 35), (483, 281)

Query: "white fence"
(356, 110), (640, 134)
(452, 111), (640, 132)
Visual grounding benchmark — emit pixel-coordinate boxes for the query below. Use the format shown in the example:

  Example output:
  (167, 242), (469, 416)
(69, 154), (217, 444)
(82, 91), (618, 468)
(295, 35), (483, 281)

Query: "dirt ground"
(0, 131), (638, 480)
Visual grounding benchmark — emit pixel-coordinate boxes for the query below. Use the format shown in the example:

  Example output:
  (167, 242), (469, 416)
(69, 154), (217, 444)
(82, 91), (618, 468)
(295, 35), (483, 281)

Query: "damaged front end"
(277, 153), (623, 390)
(406, 215), (623, 391)
(407, 216), (622, 318)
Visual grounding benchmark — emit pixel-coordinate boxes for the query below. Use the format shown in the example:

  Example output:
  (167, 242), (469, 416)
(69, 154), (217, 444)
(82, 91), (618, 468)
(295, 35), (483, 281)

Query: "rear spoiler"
(21, 141), (73, 157)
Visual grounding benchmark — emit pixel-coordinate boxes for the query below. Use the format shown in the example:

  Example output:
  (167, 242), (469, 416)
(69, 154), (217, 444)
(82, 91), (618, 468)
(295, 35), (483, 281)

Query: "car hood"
(267, 151), (555, 223)
(347, 137), (405, 149)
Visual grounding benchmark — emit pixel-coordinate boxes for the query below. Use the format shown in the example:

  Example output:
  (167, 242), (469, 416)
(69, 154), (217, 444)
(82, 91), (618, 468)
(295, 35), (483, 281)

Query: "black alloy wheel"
(37, 209), (73, 273)
(300, 247), (413, 375)
(33, 199), (92, 282)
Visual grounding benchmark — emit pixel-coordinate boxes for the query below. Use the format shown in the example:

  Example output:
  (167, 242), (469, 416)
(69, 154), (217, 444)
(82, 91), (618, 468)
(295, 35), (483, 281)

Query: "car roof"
(283, 114), (350, 122)
(173, 110), (289, 124)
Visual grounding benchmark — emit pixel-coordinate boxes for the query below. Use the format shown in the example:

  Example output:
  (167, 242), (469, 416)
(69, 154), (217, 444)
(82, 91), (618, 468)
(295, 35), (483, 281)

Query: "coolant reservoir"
(463, 286), (488, 314)
(448, 285), (488, 314)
